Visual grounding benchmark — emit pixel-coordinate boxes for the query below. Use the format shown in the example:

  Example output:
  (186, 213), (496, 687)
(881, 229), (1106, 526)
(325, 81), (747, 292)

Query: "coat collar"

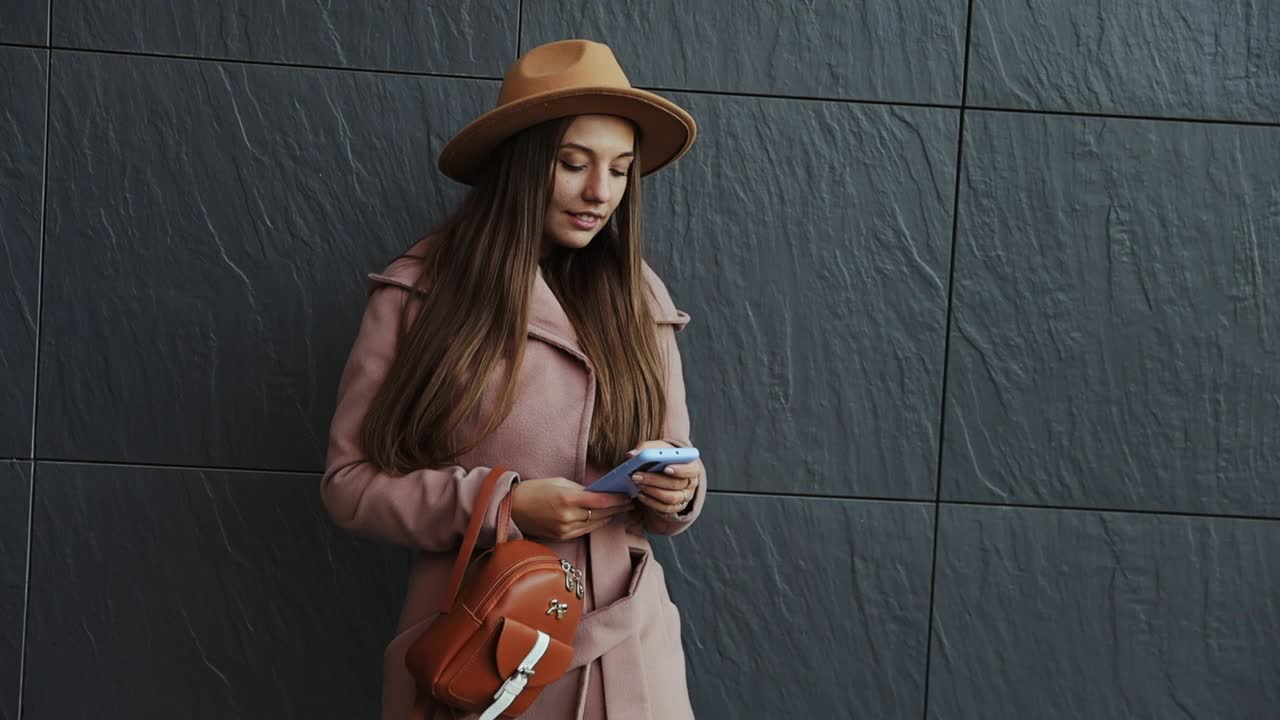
(527, 267), (583, 355)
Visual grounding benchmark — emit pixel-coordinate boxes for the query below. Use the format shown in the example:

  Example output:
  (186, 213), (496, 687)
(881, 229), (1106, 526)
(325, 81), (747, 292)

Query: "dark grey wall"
(2, 2), (1277, 719)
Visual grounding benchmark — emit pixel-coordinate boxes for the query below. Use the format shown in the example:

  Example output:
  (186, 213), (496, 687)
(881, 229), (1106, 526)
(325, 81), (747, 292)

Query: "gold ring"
(680, 489), (689, 506)
(587, 508), (592, 522)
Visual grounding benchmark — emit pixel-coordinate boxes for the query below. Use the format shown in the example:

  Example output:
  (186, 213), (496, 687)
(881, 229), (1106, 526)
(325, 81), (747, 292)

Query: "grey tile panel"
(0, 461), (32, 720)
(52, 0), (516, 76)
(645, 92), (958, 499)
(944, 110), (1280, 517)
(22, 462), (408, 719)
(928, 504), (1280, 719)
(969, 0), (1280, 123)
(653, 493), (935, 719)
(0, 0), (47, 45)
(38, 50), (494, 470)
(0, 47), (45, 459)
(522, 0), (968, 104)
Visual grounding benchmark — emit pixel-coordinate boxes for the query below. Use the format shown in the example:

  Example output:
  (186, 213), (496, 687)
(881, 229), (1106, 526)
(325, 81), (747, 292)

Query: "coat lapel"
(527, 268), (589, 363)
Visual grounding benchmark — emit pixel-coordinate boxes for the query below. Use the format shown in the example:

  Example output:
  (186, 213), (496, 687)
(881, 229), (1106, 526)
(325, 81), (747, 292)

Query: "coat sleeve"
(319, 278), (523, 551)
(643, 310), (708, 536)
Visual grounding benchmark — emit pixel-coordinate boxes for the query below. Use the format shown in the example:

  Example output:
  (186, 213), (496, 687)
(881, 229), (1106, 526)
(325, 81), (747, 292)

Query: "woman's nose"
(583, 168), (611, 203)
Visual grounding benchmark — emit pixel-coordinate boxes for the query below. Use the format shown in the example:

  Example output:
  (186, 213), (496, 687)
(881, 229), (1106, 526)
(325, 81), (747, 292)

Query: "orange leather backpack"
(405, 467), (583, 720)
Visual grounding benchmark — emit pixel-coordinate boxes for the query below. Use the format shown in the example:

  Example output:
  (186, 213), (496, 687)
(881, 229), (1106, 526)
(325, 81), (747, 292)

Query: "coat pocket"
(581, 547), (654, 619)
(570, 546), (670, 669)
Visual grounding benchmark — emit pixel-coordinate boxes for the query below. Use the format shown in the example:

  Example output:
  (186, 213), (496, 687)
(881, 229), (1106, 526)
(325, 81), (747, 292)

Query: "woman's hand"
(509, 476), (632, 541)
(627, 441), (704, 516)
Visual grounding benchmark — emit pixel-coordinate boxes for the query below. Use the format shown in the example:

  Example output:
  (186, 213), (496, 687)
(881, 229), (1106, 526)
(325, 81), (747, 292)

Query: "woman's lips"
(568, 211), (600, 230)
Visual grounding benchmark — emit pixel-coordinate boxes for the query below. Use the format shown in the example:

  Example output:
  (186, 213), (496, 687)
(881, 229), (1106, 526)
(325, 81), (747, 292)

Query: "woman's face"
(543, 114), (636, 253)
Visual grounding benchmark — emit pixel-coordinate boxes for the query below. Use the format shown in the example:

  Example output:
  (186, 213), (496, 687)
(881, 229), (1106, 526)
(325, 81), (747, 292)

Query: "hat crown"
(497, 40), (632, 106)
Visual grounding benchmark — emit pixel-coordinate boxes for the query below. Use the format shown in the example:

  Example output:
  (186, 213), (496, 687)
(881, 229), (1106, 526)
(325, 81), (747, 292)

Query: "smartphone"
(584, 447), (700, 497)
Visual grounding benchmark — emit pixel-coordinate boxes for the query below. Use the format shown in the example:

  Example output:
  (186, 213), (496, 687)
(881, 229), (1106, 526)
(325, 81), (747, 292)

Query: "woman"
(321, 39), (707, 720)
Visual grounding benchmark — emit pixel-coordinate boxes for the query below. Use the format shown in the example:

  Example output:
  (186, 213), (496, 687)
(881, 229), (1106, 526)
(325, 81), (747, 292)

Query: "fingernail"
(626, 450), (637, 457)
(664, 467), (676, 475)
(631, 473), (643, 484)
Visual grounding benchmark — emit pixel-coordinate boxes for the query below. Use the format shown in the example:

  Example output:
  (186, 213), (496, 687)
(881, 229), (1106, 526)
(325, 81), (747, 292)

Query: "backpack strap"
(442, 467), (509, 611)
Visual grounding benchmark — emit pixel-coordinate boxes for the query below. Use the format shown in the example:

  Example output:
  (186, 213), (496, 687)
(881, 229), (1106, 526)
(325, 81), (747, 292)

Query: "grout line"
(935, 498), (1280, 525)
(0, 41), (47, 51)
(680, 484), (1280, 525)
(14, 42), (506, 82)
(515, 0), (523, 58)
(17, 28), (53, 719)
(962, 103), (1280, 129)
(11, 457), (1280, 523)
(27, 36), (51, 520)
(708, 489), (935, 505)
(707, 490), (1280, 524)
(636, 83), (960, 111)
(17, 464), (36, 720)
(32, 456), (324, 476)
(0, 41), (1276, 130)
(921, 0), (977, 716)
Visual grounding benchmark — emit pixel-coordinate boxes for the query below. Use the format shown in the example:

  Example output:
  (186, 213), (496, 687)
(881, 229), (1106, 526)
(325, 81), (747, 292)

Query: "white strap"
(479, 630), (551, 720)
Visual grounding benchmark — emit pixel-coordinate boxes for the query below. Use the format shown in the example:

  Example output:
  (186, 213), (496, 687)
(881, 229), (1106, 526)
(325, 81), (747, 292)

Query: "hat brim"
(438, 86), (696, 185)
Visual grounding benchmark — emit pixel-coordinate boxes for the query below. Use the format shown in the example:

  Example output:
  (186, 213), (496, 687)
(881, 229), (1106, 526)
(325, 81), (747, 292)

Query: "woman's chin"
(550, 228), (598, 250)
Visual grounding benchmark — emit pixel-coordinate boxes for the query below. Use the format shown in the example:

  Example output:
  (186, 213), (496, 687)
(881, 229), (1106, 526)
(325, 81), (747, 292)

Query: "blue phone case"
(585, 447), (700, 497)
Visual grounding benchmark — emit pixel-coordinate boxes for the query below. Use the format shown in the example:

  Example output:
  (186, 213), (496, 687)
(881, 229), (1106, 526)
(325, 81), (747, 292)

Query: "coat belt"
(566, 523), (660, 720)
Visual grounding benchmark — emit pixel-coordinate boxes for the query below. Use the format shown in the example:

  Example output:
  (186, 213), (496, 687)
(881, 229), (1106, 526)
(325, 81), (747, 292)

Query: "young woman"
(321, 39), (707, 720)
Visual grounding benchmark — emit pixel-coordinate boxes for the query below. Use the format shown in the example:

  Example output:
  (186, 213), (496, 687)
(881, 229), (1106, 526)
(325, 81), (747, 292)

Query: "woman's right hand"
(508, 477), (632, 541)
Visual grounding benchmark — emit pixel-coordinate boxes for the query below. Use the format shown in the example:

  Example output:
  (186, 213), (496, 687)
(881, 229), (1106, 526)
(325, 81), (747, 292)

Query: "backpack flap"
(496, 616), (573, 688)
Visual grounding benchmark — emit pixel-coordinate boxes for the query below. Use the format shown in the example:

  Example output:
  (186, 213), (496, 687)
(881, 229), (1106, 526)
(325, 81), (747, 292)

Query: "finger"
(559, 502), (631, 529)
(638, 485), (687, 507)
(653, 462), (698, 479)
(640, 479), (691, 502)
(625, 441), (674, 458)
(581, 503), (633, 521)
(574, 490), (632, 509)
(632, 472), (689, 491)
(564, 510), (632, 540)
(635, 492), (686, 515)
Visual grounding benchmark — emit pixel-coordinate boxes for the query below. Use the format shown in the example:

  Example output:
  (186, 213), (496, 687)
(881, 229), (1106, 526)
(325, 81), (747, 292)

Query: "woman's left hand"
(626, 440), (704, 515)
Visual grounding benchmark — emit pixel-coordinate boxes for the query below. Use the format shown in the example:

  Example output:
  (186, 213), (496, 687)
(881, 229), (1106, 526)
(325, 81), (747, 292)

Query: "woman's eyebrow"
(559, 142), (635, 160)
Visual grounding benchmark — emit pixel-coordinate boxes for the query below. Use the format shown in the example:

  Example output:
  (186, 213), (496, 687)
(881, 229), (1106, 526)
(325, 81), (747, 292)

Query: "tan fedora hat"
(438, 39), (697, 185)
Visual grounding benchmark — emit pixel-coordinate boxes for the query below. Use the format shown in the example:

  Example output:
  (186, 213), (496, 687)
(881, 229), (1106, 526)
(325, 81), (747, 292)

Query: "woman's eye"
(560, 161), (585, 172)
(610, 169), (627, 177)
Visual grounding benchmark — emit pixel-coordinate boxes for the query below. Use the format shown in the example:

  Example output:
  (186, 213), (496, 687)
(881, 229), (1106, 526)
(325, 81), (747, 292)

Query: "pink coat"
(321, 236), (706, 720)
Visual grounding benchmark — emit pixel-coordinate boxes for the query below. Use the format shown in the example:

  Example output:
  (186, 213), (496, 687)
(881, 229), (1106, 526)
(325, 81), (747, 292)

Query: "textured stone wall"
(2, 2), (1277, 718)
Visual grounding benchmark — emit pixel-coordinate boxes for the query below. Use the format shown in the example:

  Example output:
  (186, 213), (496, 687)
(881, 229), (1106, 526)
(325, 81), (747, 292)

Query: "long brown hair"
(362, 116), (668, 474)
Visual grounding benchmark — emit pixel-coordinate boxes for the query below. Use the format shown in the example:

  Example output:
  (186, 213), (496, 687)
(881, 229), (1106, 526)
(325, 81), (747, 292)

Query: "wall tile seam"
(15, 43), (951, 109)
(922, 0), (977, 701)
(8, 43), (1280, 129)
(18, 32), (53, 720)
(939, 500), (1280, 525)
(0, 40), (956, 112)
(514, 0), (523, 58)
(4, 40), (953, 112)
(24, 42), (506, 83)
(965, 103), (1280, 129)
(0, 39), (48, 52)
(14, 461), (1278, 525)
(16, 462), (38, 720)
(27, 458), (320, 477)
